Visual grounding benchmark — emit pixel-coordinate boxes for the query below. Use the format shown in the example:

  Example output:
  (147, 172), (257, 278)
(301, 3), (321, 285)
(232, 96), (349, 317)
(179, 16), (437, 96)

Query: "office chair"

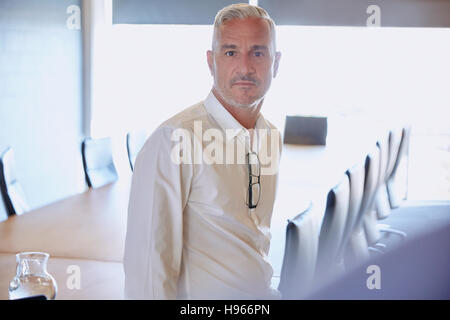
(387, 126), (411, 209)
(126, 130), (148, 171)
(338, 162), (365, 268)
(81, 137), (118, 188)
(365, 139), (407, 250)
(278, 202), (318, 299)
(385, 128), (403, 194)
(374, 134), (392, 220)
(374, 125), (446, 246)
(0, 147), (30, 216)
(316, 174), (350, 281)
(346, 147), (380, 267)
(375, 129), (403, 219)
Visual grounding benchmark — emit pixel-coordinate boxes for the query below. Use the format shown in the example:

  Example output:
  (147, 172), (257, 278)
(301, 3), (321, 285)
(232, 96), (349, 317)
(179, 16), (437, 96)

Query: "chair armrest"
(368, 247), (384, 254)
(378, 227), (407, 238)
(374, 242), (386, 249)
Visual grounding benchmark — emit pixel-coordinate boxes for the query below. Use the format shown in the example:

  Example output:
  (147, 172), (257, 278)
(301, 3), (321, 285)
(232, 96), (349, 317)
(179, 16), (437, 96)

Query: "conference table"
(0, 178), (131, 299)
(0, 177), (130, 262)
(0, 253), (124, 300)
(0, 116), (394, 300)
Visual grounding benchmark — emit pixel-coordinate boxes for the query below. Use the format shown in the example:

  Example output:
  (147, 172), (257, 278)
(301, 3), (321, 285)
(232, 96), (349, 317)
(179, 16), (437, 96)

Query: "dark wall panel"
(113, 0), (238, 24)
(113, 0), (450, 27)
(0, 0), (85, 209)
(259, 0), (450, 27)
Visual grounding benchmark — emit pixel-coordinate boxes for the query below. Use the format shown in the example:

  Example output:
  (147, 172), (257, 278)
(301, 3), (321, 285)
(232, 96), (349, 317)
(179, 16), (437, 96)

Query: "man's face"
(207, 17), (281, 109)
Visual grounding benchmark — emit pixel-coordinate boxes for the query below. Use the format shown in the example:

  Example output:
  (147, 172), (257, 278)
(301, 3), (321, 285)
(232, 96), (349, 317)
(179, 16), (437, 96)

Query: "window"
(92, 23), (450, 200)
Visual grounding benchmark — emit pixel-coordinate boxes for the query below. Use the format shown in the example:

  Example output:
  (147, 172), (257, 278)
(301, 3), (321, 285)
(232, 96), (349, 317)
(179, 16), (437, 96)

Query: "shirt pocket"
(189, 162), (247, 216)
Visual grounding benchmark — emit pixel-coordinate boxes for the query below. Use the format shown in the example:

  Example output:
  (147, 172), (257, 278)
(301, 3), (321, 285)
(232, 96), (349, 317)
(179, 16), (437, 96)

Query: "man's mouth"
(233, 81), (256, 86)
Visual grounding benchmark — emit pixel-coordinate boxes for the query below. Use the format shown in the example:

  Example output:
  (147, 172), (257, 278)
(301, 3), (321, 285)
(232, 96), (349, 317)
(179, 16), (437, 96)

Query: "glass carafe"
(9, 252), (57, 300)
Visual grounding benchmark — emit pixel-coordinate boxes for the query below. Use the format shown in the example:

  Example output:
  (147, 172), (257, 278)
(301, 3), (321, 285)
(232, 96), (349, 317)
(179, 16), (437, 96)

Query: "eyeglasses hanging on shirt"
(246, 152), (261, 209)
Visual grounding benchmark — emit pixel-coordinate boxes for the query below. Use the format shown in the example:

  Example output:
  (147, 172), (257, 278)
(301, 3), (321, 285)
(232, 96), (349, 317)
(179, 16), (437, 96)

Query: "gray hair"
(212, 3), (277, 52)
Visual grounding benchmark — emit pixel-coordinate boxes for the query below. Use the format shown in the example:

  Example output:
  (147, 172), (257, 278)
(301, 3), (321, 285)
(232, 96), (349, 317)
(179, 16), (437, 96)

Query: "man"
(124, 3), (282, 299)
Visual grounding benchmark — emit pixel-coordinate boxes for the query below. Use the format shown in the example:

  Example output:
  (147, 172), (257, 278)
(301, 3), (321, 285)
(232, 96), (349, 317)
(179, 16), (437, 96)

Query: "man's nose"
(237, 54), (255, 75)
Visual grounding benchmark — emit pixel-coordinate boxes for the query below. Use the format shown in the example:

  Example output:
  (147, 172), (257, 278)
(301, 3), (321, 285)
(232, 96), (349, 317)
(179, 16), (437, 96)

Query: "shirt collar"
(203, 91), (268, 141)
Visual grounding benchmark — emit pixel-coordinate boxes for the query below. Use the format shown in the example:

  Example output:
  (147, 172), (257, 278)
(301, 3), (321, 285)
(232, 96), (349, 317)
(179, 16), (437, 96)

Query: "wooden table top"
(0, 178), (130, 262)
(0, 253), (124, 300)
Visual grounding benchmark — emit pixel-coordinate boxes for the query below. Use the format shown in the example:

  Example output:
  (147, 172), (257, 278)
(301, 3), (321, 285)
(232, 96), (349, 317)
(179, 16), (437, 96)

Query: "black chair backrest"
(354, 147), (381, 231)
(389, 125), (411, 181)
(126, 130), (147, 171)
(386, 128), (403, 181)
(339, 162), (365, 258)
(283, 115), (328, 145)
(0, 147), (29, 216)
(0, 189), (8, 222)
(317, 174), (350, 278)
(81, 137), (118, 188)
(387, 126), (412, 208)
(278, 202), (318, 299)
(376, 134), (390, 188)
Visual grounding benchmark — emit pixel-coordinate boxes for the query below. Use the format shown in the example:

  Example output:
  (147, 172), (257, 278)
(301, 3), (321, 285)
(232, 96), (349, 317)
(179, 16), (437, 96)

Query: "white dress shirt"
(123, 91), (282, 299)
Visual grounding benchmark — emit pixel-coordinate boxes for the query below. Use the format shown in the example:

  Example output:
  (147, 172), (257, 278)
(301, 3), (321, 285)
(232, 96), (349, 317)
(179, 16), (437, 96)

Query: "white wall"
(0, 0), (86, 209)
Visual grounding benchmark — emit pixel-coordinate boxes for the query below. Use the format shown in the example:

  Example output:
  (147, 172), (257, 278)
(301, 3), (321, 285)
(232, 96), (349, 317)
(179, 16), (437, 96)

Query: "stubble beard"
(214, 84), (264, 110)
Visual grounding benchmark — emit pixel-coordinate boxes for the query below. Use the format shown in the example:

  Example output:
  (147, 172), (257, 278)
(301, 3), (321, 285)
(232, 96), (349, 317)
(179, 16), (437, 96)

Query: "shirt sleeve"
(123, 126), (193, 299)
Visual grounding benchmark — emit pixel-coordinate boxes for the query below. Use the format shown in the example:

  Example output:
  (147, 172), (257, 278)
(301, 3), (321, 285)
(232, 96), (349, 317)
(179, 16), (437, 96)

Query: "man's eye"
(254, 51), (264, 57)
(225, 51), (235, 57)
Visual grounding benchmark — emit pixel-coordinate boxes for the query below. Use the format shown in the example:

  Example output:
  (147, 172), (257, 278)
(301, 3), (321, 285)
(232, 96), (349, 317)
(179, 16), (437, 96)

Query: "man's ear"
(207, 50), (214, 76)
(273, 51), (281, 78)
